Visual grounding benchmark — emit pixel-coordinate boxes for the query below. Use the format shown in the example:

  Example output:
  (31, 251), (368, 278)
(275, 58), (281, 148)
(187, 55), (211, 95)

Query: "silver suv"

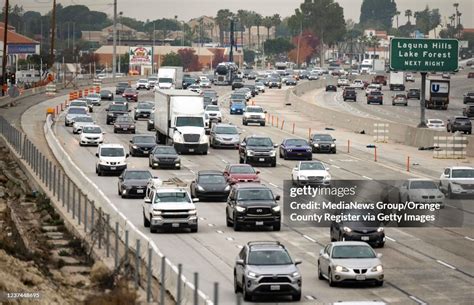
(234, 241), (302, 301)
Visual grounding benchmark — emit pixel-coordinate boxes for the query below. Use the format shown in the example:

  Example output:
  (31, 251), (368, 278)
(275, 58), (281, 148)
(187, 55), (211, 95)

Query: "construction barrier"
(46, 84), (57, 96)
(373, 123), (389, 143)
(433, 135), (468, 159)
(69, 91), (78, 101)
(84, 88), (89, 96)
(93, 78), (102, 87)
(78, 90), (83, 98)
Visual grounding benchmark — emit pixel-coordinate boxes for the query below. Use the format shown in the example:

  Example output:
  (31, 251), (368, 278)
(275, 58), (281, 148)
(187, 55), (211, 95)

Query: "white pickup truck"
(142, 179), (199, 233)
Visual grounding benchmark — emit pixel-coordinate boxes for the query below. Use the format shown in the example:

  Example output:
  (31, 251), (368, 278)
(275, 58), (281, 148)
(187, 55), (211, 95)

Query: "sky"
(13, 0), (474, 28)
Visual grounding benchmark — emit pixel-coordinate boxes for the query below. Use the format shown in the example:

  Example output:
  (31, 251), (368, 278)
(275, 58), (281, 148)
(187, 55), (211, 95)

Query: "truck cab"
(142, 179), (199, 233)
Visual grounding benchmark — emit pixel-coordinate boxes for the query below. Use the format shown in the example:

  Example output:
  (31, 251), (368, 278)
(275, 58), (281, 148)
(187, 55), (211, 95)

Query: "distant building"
(0, 24), (40, 72)
(82, 23), (141, 45)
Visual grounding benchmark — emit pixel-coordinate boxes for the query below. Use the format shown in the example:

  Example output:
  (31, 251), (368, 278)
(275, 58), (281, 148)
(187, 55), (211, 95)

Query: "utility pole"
(112, 0), (117, 79)
(50, 0), (56, 70)
(1, 0), (9, 96)
(296, 19), (302, 68)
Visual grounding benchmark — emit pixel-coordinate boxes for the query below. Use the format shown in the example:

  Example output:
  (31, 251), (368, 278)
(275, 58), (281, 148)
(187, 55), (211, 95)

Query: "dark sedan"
(310, 133), (337, 153)
(100, 89), (114, 100)
(325, 85), (337, 92)
(367, 91), (383, 105)
(147, 117), (155, 131)
(190, 170), (230, 201)
(285, 78), (298, 86)
(129, 135), (156, 157)
(463, 92), (474, 104)
(463, 105), (474, 118)
(118, 169), (153, 198)
(123, 88), (138, 102)
(407, 88), (420, 100)
(330, 211), (385, 247)
(114, 116), (136, 134)
(148, 145), (181, 169)
(115, 82), (129, 95)
(134, 101), (154, 120)
(279, 138), (312, 160)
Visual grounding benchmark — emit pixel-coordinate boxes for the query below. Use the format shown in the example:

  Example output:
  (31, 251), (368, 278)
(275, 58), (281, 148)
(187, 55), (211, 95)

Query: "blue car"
(230, 100), (245, 114)
(279, 138), (312, 160)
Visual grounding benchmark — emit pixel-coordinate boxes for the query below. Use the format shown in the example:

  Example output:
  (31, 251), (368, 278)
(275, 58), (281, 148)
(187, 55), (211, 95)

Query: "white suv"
(242, 106), (266, 126)
(439, 167), (474, 198)
(351, 79), (365, 90)
(95, 144), (128, 176)
(136, 79), (150, 90)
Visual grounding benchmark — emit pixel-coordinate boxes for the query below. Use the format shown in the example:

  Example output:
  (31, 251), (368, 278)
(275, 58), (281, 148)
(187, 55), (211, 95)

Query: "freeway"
(309, 70), (473, 130)
(32, 82), (474, 305)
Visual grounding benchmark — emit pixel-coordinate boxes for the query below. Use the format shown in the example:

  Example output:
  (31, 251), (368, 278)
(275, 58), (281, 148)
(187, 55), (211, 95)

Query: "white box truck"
(425, 78), (450, 110)
(154, 89), (208, 154)
(373, 59), (385, 73)
(157, 66), (183, 89)
(389, 71), (405, 91)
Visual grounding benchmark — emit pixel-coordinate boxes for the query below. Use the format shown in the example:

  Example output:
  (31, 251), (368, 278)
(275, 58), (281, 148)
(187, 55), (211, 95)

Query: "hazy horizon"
(13, 0), (474, 28)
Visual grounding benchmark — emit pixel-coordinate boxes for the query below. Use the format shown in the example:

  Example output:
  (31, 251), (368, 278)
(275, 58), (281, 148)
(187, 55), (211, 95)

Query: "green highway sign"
(390, 38), (459, 72)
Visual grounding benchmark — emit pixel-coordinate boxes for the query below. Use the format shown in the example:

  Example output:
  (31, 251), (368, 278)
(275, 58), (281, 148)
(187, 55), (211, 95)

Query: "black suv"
(464, 91), (474, 104)
(115, 82), (129, 95)
(232, 77), (244, 90)
(343, 88), (357, 101)
(226, 184), (281, 231)
(463, 105), (474, 118)
(239, 136), (277, 167)
(309, 133), (336, 153)
(182, 77), (196, 89)
(129, 135), (156, 157)
(407, 88), (420, 99)
(134, 101), (154, 120)
(106, 103), (130, 124)
(447, 116), (472, 134)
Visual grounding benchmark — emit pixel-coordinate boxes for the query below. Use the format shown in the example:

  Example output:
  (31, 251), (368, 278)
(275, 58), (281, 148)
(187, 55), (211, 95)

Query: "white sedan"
(399, 179), (445, 207)
(188, 84), (202, 94)
(79, 125), (105, 146)
(72, 115), (94, 134)
(204, 105), (222, 122)
(291, 161), (331, 186)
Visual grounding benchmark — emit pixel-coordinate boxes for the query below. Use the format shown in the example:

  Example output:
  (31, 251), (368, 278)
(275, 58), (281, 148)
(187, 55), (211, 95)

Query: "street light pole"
(112, 0), (117, 79)
(296, 19), (302, 68)
(118, 12), (122, 74)
(1, 0), (9, 96)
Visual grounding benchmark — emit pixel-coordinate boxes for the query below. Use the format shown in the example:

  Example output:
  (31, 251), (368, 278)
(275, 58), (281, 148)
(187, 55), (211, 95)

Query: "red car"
(468, 72), (474, 79)
(123, 88), (138, 102)
(223, 164), (260, 184)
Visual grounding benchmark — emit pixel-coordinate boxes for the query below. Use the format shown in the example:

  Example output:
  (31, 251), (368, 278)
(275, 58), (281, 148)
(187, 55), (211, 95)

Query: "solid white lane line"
(436, 260), (456, 270)
(303, 235), (316, 243)
(226, 237), (234, 241)
(332, 165), (341, 169)
(208, 223), (215, 227)
(362, 175), (373, 180)
(305, 296), (315, 300)
(386, 236), (397, 242)
(216, 230), (224, 234)
(465, 236), (474, 241)
(269, 182), (279, 188)
(409, 295), (428, 305)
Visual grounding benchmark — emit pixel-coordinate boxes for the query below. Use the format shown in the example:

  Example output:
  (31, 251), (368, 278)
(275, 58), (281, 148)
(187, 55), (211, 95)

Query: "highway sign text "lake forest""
(390, 38), (459, 72)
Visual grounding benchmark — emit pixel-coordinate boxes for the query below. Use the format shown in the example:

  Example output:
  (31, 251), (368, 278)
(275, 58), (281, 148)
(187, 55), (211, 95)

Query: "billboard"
(8, 44), (37, 54)
(129, 47), (153, 65)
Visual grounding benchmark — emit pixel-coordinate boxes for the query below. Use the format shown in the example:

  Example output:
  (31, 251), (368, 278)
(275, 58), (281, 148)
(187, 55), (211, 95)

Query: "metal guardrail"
(0, 115), (217, 305)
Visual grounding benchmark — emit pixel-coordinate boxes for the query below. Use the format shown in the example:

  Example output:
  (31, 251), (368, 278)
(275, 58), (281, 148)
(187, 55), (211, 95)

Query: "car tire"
(273, 222), (281, 231)
(447, 185), (454, 199)
(328, 269), (336, 287)
(271, 160), (277, 167)
(233, 216), (241, 231)
(243, 120), (247, 125)
(378, 242), (385, 248)
(318, 263), (324, 280)
(260, 122), (265, 126)
(292, 292), (302, 301)
(190, 226), (198, 233)
(233, 273), (241, 293)
(143, 212), (150, 227)
(226, 210), (232, 227)
(243, 283), (252, 301)
(375, 280), (384, 287)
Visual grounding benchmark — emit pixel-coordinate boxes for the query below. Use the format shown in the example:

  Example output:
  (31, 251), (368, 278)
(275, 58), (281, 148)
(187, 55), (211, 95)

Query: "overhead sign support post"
(390, 38), (459, 128)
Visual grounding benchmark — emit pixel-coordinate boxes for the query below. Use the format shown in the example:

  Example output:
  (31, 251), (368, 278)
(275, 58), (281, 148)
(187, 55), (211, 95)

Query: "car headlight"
(331, 143), (336, 147)
(313, 143), (319, 147)
(371, 265), (383, 272)
(247, 271), (258, 279)
(107, 113), (113, 117)
(235, 206), (246, 212)
(152, 210), (162, 216)
(287, 148), (293, 152)
(306, 148), (312, 152)
(231, 108), (236, 111)
(199, 135), (209, 144)
(291, 271), (300, 277)
(246, 150), (255, 156)
(269, 150), (276, 157)
(189, 209), (197, 215)
(132, 145), (138, 149)
(224, 185), (231, 191)
(197, 185), (205, 191)
(173, 133), (184, 143)
(130, 125), (135, 128)
(298, 175), (307, 180)
(377, 227), (384, 232)
(335, 265), (349, 272)
(272, 206), (281, 212)
(343, 226), (352, 233)
(324, 174), (331, 180)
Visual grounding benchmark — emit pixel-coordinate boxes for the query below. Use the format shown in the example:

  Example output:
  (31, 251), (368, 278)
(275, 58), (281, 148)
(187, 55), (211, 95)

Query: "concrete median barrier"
(286, 80), (473, 157)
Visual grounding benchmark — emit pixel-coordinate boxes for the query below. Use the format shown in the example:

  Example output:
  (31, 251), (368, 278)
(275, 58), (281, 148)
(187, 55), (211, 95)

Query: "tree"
(413, 6), (441, 35)
(211, 49), (225, 68)
(254, 13), (263, 50)
(243, 49), (256, 63)
(215, 9), (233, 45)
(288, 30), (319, 65)
(264, 38), (294, 56)
(244, 11), (256, 49)
(405, 9), (412, 24)
(262, 17), (273, 42)
(359, 0), (397, 30)
(178, 48), (201, 71)
(271, 14), (281, 38)
(162, 52), (182, 66)
(237, 10), (249, 48)
(395, 11), (400, 28)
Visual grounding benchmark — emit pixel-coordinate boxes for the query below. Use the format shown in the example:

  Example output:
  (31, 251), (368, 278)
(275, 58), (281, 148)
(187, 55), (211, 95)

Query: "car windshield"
(206, 106), (219, 111)
(138, 103), (153, 109)
(410, 181), (438, 189)
(133, 136), (155, 143)
(124, 171), (152, 180)
(231, 101), (244, 107)
(451, 169), (474, 178)
(176, 117), (204, 127)
(68, 107), (87, 114)
(148, 77), (157, 81)
(247, 138), (272, 147)
(246, 107), (263, 113)
(371, 91), (382, 95)
(138, 79), (147, 83)
(74, 116), (93, 122)
(232, 94), (246, 99)
(455, 118), (470, 122)
(248, 250), (292, 265)
(410, 89), (419, 92)
(198, 175), (226, 184)
(429, 120), (443, 124)
(117, 82), (128, 87)
(184, 78), (195, 84)
(153, 146), (176, 154)
(215, 126), (238, 134)
(87, 94), (100, 98)
(70, 102), (87, 107)
(83, 126), (101, 134)
(229, 166), (255, 174)
(467, 92), (474, 96)
(237, 189), (274, 201)
(159, 77), (173, 83)
(300, 162), (325, 170)
(204, 92), (217, 97)
(255, 82), (263, 86)
(154, 192), (192, 203)
(100, 147), (124, 157)
(101, 90), (111, 94)
(116, 117), (133, 123)
(109, 105), (127, 111)
(124, 89), (135, 94)
(285, 139), (307, 146)
(312, 135), (333, 141)
(332, 245), (376, 259)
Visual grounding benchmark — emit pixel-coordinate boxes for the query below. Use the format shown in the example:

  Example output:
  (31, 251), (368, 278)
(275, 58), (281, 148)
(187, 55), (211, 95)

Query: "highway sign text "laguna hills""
(390, 38), (459, 72)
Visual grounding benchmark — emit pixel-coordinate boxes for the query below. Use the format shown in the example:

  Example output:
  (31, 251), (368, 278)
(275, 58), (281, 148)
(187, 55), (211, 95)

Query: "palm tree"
(395, 11), (400, 28)
(237, 10), (248, 49)
(255, 13), (263, 50)
(405, 9), (412, 24)
(262, 16), (273, 41)
(271, 14), (281, 38)
(215, 9), (233, 45)
(245, 12), (256, 49)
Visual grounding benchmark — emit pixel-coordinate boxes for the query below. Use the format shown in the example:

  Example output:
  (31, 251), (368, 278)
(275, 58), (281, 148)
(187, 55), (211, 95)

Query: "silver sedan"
(318, 241), (384, 287)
